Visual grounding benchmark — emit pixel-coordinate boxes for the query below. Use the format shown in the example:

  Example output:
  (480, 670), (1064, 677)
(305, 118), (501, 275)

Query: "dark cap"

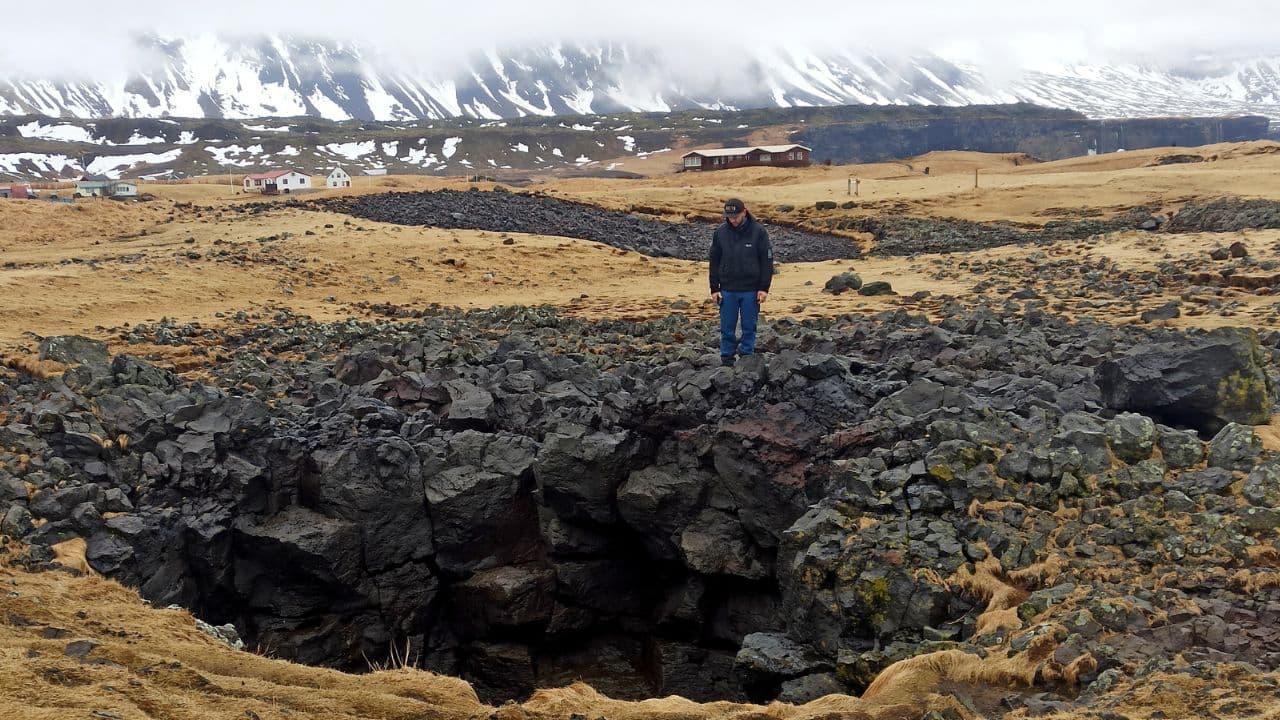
(723, 198), (745, 217)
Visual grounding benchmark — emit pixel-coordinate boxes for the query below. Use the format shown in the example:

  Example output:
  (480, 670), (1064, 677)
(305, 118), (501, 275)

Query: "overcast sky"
(1, 0), (1274, 77)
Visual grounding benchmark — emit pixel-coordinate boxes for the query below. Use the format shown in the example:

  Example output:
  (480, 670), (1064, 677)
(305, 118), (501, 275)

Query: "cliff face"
(795, 115), (1273, 163)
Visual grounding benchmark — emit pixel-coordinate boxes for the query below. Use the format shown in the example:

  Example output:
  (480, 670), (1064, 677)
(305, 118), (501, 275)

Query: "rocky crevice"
(3, 307), (1280, 712)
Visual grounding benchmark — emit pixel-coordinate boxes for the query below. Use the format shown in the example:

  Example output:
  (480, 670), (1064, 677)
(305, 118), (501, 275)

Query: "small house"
(327, 167), (351, 188)
(681, 144), (812, 171)
(0, 184), (36, 199)
(243, 169), (312, 194)
(75, 176), (138, 198)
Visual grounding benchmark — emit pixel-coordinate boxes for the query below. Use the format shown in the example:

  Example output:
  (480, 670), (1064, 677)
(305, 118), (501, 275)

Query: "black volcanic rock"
(4, 304), (1280, 707)
(38, 335), (108, 366)
(1165, 198), (1280, 233)
(314, 190), (861, 262)
(823, 272), (863, 295)
(1095, 327), (1273, 434)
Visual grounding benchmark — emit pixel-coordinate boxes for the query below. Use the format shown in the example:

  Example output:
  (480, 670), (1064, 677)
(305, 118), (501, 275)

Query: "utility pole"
(974, 169), (979, 189)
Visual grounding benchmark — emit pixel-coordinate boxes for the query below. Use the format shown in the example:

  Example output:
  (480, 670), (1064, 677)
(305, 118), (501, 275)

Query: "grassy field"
(1, 141), (1278, 365)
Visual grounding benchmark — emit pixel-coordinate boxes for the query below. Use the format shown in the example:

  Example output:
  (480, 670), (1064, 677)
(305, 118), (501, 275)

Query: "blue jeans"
(719, 291), (759, 358)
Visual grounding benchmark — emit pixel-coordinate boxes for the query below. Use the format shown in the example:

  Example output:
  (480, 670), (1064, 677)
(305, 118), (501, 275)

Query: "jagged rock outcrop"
(1095, 326), (1274, 434)
(3, 306), (1280, 711)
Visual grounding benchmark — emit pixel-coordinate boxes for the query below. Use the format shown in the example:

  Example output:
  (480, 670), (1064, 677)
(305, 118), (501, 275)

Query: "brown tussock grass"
(50, 538), (90, 575)
(862, 649), (1038, 707)
(949, 554), (1028, 636)
(1247, 544), (1280, 568)
(1, 353), (67, 380)
(1230, 570), (1280, 593)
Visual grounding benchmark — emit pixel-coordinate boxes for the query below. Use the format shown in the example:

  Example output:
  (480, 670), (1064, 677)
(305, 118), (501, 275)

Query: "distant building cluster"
(681, 144), (812, 171)
(3, 165), (359, 202)
(240, 167), (360, 194)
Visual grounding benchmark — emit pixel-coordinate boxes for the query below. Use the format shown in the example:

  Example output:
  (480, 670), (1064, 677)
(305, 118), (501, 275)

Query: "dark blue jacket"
(709, 213), (773, 293)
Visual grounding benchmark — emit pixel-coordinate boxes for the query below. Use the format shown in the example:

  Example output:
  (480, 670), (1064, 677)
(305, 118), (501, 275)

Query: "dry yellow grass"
(2, 142), (1279, 363)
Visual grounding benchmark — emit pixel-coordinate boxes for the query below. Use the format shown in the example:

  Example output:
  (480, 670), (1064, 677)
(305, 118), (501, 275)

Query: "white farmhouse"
(243, 169), (312, 194)
(327, 167), (352, 188)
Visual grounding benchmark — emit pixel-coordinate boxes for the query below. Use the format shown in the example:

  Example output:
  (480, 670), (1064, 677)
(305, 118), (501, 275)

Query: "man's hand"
(756, 291), (768, 304)
(711, 292), (722, 304)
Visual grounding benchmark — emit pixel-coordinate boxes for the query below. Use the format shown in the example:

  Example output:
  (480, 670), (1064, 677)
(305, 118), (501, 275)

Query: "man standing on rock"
(710, 198), (772, 367)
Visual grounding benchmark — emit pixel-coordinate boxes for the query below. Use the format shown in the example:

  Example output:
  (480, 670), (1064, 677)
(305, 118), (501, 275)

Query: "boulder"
(858, 281), (894, 296)
(1243, 460), (1280, 507)
(1157, 425), (1205, 469)
(442, 381), (496, 429)
(1140, 301), (1181, 323)
(822, 272), (862, 295)
(1207, 423), (1263, 472)
(425, 465), (539, 573)
(451, 564), (555, 633)
(1095, 327), (1273, 435)
(1, 504), (34, 537)
(38, 335), (108, 366)
(616, 465), (706, 559)
(533, 423), (637, 525)
(735, 632), (831, 679)
(778, 672), (848, 703)
(1104, 413), (1157, 464)
(678, 509), (770, 579)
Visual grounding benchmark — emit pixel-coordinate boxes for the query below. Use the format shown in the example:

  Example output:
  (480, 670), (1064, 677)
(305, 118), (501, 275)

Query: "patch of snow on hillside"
(381, 141), (399, 156)
(114, 132), (165, 146)
(552, 148), (563, 157)
(17, 121), (95, 143)
(635, 148), (670, 157)
(442, 137), (462, 159)
(403, 148), (440, 166)
(0, 153), (76, 175)
(563, 89), (595, 115)
(323, 141), (375, 160)
(176, 131), (199, 144)
(243, 123), (292, 132)
(206, 144), (264, 167)
(86, 149), (182, 178)
(617, 135), (635, 151)
(307, 89), (351, 121)
(277, 145), (300, 156)
(513, 143), (529, 152)
(574, 154), (591, 164)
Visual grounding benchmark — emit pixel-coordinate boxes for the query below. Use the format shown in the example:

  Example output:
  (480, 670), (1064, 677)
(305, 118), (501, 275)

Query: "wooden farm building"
(681, 144), (812, 171)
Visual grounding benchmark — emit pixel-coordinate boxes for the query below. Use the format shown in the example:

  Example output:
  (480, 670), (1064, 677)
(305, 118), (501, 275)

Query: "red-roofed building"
(681, 144), (811, 171)
(243, 169), (312, 194)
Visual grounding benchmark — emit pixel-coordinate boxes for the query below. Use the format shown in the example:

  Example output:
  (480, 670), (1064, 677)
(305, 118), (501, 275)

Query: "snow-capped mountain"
(1, 34), (1277, 121)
